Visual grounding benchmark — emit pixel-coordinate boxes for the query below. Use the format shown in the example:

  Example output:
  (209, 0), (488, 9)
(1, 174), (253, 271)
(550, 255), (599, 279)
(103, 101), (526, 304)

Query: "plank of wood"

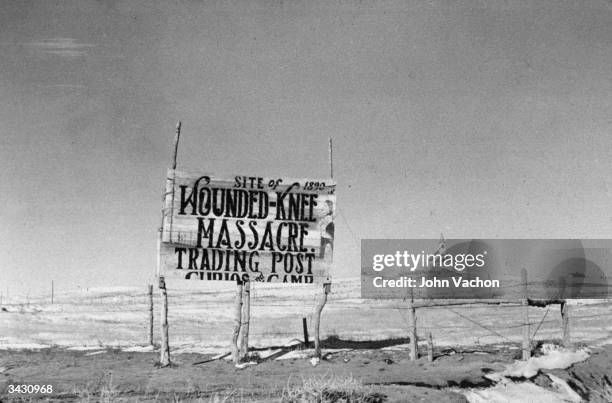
(192, 352), (231, 366)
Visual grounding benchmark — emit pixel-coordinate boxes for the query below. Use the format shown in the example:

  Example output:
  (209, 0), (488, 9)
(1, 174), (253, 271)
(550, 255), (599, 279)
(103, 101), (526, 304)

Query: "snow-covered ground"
(1, 278), (611, 352)
(463, 343), (590, 403)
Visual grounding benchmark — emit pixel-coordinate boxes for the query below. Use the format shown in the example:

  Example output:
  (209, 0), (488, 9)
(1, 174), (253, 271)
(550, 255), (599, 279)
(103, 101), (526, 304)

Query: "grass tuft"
(281, 374), (386, 403)
(590, 377), (612, 402)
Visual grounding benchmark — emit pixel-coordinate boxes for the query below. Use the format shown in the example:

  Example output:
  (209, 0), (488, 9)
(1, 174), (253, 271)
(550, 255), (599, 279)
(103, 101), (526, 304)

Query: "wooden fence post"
(521, 268), (530, 360)
(408, 298), (418, 361)
(239, 281), (251, 361)
(314, 282), (331, 358)
(302, 317), (310, 346)
(232, 282), (244, 364)
(561, 301), (570, 347)
(148, 284), (154, 346)
(159, 276), (170, 366)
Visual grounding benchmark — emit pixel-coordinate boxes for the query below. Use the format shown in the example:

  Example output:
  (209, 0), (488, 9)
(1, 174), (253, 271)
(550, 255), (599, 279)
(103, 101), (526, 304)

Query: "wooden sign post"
(156, 124), (336, 365)
(314, 138), (334, 359)
(157, 122), (181, 367)
(232, 281), (244, 364)
(313, 282), (331, 358)
(239, 280), (251, 361)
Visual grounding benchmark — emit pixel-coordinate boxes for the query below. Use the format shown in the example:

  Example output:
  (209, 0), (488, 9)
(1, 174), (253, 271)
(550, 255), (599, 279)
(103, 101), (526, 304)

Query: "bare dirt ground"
(1, 340), (610, 402)
(1, 284), (611, 402)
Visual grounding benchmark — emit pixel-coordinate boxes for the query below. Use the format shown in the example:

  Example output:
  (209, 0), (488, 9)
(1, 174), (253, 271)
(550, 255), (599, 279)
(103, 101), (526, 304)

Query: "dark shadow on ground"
(236, 336), (413, 363)
(321, 335), (411, 350)
(247, 335), (411, 353)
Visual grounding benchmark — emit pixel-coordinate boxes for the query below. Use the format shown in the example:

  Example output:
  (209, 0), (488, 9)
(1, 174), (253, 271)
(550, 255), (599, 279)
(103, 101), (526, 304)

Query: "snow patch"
(463, 381), (580, 403)
(381, 343), (411, 351)
(275, 349), (311, 360)
(171, 345), (229, 355)
(85, 351), (106, 356)
(0, 343), (51, 350)
(499, 346), (589, 379)
(465, 344), (590, 403)
(235, 361), (257, 369)
(255, 349), (283, 359)
(122, 345), (156, 352)
(274, 348), (352, 360)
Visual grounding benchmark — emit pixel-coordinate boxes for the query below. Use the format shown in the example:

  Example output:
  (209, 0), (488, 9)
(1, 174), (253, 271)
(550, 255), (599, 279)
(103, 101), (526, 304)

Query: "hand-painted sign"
(159, 169), (336, 284)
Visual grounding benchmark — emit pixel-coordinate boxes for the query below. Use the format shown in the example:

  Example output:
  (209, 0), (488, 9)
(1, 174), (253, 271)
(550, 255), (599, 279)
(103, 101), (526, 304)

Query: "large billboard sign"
(159, 169), (336, 284)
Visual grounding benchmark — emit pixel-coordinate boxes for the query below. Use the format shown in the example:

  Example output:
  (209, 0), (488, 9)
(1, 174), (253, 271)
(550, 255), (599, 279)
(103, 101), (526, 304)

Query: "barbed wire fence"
(1, 282), (611, 363)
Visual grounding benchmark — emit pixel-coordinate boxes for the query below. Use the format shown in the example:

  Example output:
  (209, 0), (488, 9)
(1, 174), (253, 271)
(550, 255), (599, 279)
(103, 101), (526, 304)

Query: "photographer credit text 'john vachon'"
(372, 276), (500, 288)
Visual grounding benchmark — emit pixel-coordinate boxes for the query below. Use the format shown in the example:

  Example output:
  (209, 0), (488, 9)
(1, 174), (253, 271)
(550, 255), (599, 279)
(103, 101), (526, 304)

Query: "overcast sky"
(1, 0), (611, 296)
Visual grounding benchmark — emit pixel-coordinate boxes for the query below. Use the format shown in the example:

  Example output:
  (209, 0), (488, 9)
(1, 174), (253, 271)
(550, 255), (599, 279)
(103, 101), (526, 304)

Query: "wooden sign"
(159, 169), (336, 284)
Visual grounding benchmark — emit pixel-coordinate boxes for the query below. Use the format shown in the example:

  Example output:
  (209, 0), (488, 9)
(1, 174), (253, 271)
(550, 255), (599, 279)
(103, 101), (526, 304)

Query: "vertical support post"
(156, 121), (181, 367)
(561, 301), (570, 347)
(302, 317), (310, 346)
(159, 276), (170, 366)
(148, 284), (154, 346)
(521, 268), (530, 360)
(171, 121), (181, 170)
(239, 281), (251, 361)
(427, 332), (434, 362)
(312, 138), (334, 359)
(408, 298), (418, 361)
(232, 282), (244, 364)
(314, 282), (331, 358)
(167, 122), (181, 243)
(51, 280), (54, 305)
(328, 137), (333, 179)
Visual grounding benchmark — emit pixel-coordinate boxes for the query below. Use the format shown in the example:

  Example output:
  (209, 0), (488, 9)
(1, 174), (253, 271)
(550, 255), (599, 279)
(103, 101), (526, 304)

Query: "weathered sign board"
(159, 169), (336, 284)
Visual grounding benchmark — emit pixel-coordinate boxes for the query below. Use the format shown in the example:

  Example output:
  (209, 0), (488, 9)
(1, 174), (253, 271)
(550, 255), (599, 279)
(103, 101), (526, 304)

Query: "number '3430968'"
(8, 384), (53, 394)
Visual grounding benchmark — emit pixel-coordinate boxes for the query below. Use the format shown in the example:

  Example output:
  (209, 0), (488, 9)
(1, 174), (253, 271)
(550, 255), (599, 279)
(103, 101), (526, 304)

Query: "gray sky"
(1, 0), (612, 296)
